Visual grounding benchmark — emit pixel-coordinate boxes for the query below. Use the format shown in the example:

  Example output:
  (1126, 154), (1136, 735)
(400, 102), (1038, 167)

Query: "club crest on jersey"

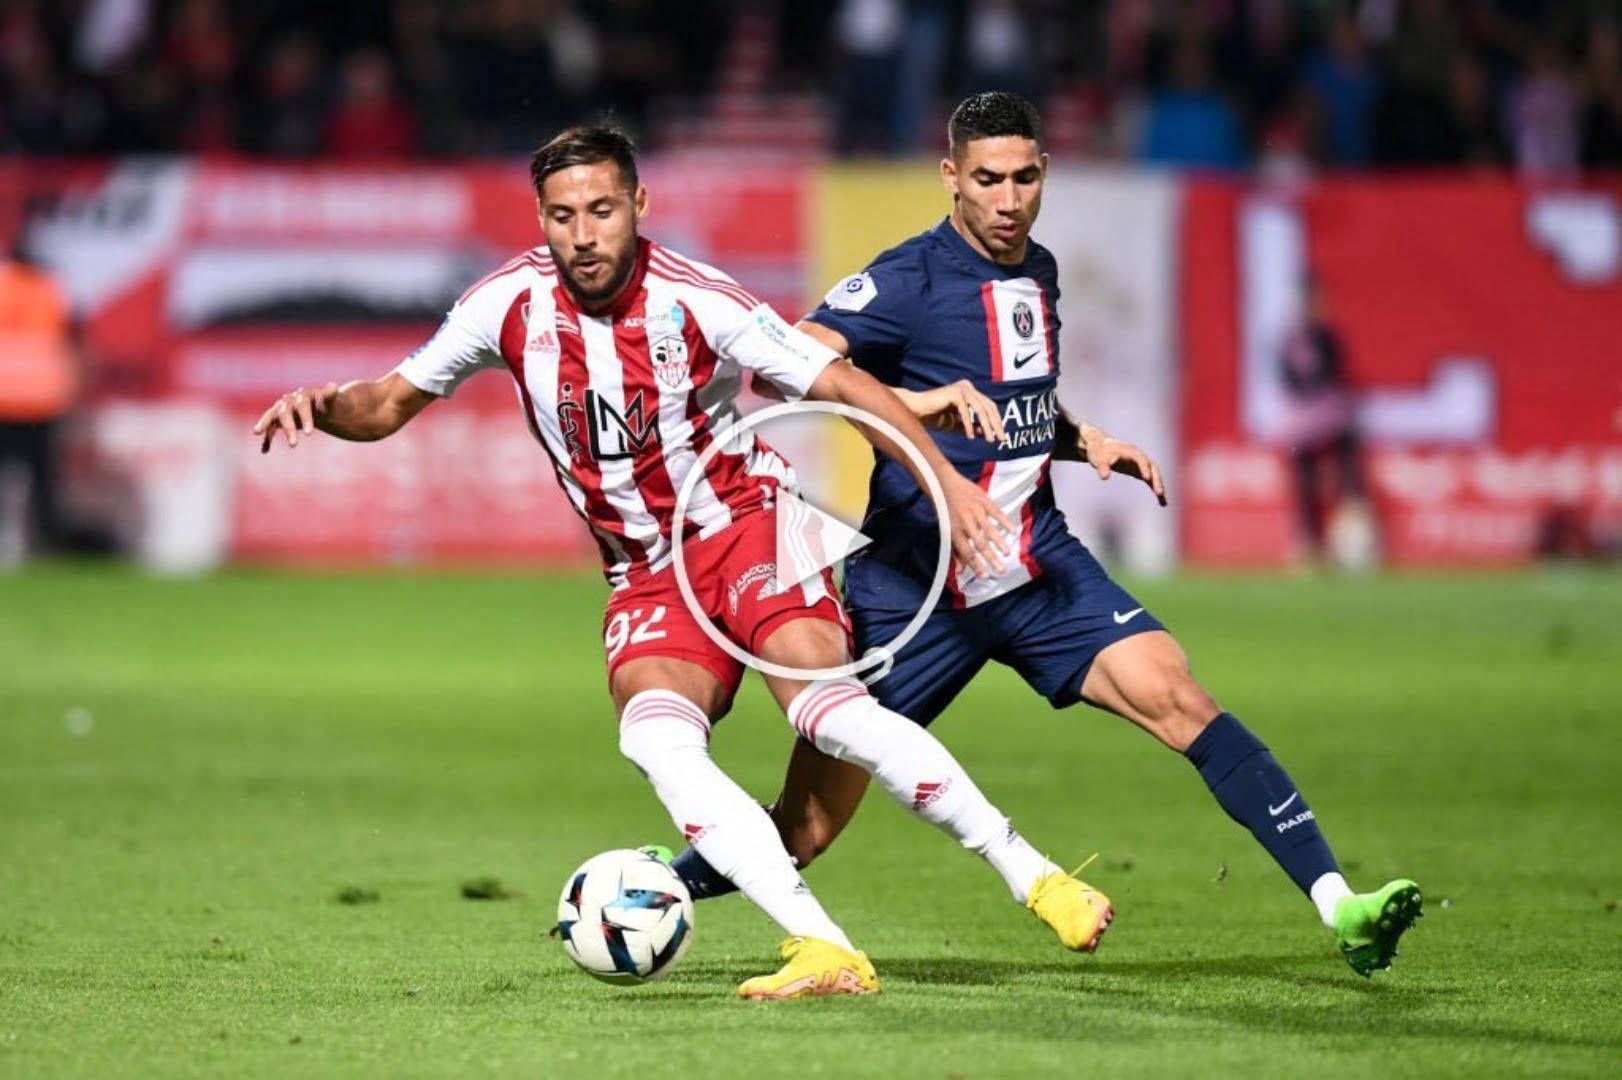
(650, 334), (689, 389)
(1012, 301), (1035, 340)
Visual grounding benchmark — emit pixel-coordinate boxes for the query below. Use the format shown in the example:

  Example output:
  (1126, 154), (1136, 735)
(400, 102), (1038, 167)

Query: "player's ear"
(633, 184), (649, 223)
(940, 156), (959, 197)
(1039, 151), (1050, 176)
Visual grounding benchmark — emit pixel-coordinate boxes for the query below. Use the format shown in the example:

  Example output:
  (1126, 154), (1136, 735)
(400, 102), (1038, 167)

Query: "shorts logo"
(651, 334), (689, 389)
(912, 779), (952, 811)
(727, 561), (780, 615)
(1012, 301), (1035, 340)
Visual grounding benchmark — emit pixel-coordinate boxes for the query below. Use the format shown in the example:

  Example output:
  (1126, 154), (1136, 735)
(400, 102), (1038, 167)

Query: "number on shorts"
(605, 605), (668, 659)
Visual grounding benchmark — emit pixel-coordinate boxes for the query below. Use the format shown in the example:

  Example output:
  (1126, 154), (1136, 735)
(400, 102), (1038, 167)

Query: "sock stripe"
(621, 694), (712, 740)
(794, 685), (869, 743)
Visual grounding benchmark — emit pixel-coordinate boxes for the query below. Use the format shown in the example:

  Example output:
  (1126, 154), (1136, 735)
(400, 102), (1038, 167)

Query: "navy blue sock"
(1184, 713), (1339, 894)
(671, 845), (739, 900)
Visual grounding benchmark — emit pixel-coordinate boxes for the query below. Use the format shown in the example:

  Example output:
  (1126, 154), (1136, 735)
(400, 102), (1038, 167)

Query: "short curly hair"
(947, 91), (1044, 158)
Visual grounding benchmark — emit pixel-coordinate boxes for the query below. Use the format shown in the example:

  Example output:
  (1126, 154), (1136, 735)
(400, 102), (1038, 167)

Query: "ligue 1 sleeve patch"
(824, 272), (877, 312)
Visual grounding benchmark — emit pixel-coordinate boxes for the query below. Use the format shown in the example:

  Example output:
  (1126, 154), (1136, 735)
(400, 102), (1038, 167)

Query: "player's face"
(537, 162), (648, 310)
(942, 137), (1047, 265)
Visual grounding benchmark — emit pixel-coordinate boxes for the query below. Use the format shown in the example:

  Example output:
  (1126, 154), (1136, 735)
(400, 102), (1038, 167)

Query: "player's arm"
(1054, 409), (1168, 506)
(253, 374), (437, 453)
(794, 320), (1006, 444)
(804, 358), (1013, 576)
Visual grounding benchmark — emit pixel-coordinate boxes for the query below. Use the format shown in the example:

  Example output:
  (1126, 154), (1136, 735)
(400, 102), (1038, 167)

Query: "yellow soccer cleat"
(1026, 869), (1114, 953)
(737, 937), (879, 1000)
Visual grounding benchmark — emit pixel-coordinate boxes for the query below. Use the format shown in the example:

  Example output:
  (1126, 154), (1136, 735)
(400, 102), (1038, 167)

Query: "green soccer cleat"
(637, 844), (675, 865)
(1332, 879), (1423, 977)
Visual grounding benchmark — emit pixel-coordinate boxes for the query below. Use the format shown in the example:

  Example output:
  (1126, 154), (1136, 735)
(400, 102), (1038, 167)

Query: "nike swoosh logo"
(1268, 793), (1299, 816)
(1112, 607), (1144, 624)
(1012, 350), (1040, 369)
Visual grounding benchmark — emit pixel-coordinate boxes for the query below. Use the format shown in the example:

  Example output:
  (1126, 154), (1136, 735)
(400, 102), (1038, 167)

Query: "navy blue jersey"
(807, 219), (1073, 612)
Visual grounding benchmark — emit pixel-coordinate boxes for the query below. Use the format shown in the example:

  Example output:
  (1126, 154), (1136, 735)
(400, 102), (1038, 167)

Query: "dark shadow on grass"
(874, 954), (1611, 1053)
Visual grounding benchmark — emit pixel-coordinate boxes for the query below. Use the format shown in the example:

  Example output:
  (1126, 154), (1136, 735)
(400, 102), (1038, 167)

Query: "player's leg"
(1080, 631), (1421, 974)
(610, 656), (856, 947)
(754, 615), (1081, 919)
(670, 600), (983, 899)
(602, 582), (876, 997)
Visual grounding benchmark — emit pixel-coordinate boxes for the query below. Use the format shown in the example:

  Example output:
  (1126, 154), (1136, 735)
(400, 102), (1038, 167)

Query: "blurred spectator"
(242, 32), (326, 156)
(891, 0), (957, 152)
(1300, 12), (1380, 167)
(1504, 35), (1581, 174)
(1580, 19), (1622, 166)
(833, 0), (905, 155)
(0, 0), (1618, 168)
(1139, 34), (1244, 170)
(1278, 277), (1366, 564)
(961, 0), (1035, 99)
(323, 48), (418, 159)
(0, 232), (79, 561)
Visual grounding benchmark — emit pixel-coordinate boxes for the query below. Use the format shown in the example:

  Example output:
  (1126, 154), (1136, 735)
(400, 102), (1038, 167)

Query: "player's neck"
(949, 208), (1027, 267)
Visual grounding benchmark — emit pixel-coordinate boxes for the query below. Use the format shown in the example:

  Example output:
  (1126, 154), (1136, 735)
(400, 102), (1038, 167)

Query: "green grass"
(2, 565), (1620, 1077)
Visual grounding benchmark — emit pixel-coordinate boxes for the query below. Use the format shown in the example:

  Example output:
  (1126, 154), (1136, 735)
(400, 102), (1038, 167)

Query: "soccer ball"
(554, 849), (693, 984)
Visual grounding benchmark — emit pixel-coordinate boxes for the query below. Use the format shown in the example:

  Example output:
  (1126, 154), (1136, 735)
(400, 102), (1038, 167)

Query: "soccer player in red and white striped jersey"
(254, 126), (1103, 998)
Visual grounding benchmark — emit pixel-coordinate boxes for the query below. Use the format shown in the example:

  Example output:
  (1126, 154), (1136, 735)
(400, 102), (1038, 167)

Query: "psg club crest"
(1012, 301), (1035, 340)
(651, 335), (689, 389)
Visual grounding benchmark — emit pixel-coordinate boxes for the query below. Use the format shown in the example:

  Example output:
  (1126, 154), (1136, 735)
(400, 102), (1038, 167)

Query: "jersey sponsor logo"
(824, 271), (876, 312)
(556, 384), (661, 462)
(651, 334), (689, 389)
(998, 386), (1059, 450)
(587, 388), (660, 460)
(1012, 300), (1035, 339)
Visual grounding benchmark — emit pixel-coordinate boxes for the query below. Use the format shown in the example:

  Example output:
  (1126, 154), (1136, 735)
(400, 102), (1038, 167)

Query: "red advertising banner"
(6, 158), (811, 566)
(1181, 175), (1622, 566)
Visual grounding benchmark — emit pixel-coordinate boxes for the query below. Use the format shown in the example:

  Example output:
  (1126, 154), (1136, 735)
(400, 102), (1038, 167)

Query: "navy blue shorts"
(845, 535), (1164, 727)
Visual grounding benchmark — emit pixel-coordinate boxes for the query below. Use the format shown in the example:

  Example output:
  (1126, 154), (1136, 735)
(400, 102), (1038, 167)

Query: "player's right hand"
(940, 468), (1015, 578)
(255, 382), (340, 453)
(898, 381), (1007, 444)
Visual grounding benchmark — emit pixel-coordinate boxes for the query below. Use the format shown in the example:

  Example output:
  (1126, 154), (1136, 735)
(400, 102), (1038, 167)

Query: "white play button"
(774, 489), (872, 591)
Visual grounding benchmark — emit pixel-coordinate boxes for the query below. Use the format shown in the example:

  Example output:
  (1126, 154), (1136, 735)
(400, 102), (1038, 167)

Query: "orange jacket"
(0, 261), (77, 421)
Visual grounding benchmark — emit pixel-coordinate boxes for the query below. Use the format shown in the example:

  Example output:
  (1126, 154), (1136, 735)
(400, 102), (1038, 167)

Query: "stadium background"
(3, 2), (1620, 1077)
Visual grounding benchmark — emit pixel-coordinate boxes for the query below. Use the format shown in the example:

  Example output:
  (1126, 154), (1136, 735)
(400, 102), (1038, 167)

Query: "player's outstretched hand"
(897, 381), (1006, 444)
(1080, 428), (1167, 506)
(255, 382), (340, 453)
(940, 469), (1016, 578)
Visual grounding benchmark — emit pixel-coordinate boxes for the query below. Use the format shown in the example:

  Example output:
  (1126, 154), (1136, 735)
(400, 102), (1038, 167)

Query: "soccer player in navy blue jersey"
(670, 92), (1421, 976)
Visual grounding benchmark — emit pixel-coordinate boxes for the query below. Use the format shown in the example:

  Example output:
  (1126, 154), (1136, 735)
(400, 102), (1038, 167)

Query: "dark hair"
(948, 91), (1043, 157)
(530, 125), (639, 195)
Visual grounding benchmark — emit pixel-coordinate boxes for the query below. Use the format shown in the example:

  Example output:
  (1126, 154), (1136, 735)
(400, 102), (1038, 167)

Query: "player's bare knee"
(1159, 678), (1221, 752)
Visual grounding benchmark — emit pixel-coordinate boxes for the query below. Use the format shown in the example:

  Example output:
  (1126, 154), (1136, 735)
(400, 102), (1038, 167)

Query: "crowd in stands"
(2, 0), (1619, 172)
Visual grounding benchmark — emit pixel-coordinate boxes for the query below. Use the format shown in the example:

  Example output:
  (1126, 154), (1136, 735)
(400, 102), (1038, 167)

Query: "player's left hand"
(1079, 427), (1168, 506)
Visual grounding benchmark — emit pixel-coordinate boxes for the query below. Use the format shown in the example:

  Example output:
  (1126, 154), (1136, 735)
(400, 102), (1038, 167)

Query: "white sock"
(1310, 871), (1354, 928)
(788, 678), (1055, 903)
(620, 690), (854, 951)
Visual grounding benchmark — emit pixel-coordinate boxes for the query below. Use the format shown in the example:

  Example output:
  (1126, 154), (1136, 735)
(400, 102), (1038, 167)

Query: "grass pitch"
(2, 566), (1620, 1077)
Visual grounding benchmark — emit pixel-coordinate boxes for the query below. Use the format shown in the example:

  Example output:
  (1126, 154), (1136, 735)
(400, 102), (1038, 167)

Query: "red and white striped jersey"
(395, 238), (839, 588)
